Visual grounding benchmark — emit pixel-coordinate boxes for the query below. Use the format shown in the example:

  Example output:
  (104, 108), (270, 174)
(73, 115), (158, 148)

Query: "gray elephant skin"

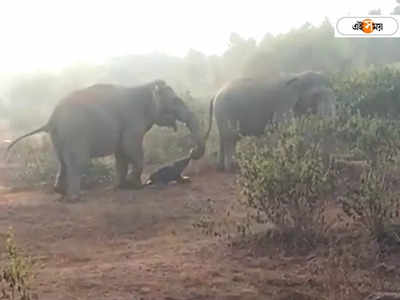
(208, 71), (336, 171)
(6, 80), (205, 201)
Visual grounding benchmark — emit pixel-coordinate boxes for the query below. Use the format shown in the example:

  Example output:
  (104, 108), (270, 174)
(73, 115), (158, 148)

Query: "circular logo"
(362, 18), (374, 33)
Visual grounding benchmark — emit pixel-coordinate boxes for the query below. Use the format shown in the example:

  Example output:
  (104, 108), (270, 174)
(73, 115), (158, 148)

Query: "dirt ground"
(0, 125), (386, 300)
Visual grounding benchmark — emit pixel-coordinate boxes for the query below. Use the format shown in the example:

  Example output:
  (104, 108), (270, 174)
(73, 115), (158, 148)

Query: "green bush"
(8, 137), (58, 187)
(334, 109), (400, 164)
(330, 65), (400, 119)
(235, 107), (400, 251)
(236, 116), (336, 250)
(340, 159), (400, 245)
(0, 228), (35, 300)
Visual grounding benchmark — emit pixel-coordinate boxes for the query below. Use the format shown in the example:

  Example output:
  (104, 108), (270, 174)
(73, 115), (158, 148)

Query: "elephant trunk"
(178, 107), (205, 160)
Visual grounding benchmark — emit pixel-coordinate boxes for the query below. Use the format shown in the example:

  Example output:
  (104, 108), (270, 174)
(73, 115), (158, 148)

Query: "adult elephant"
(6, 80), (205, 201)
(208, 71), (336, 171)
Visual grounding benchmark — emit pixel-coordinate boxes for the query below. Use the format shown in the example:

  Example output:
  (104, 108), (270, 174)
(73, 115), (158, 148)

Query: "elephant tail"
(204, 96), (215, 142)
(5, 124), (50, 155)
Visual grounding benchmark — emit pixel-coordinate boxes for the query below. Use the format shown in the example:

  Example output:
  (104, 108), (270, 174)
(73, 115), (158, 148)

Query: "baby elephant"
(146, 149), (195, 187)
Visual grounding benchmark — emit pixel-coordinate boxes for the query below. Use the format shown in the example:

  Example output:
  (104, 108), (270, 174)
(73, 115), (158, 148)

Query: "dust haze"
(2, 1), (400, 300)
(1, 1), (400, 131)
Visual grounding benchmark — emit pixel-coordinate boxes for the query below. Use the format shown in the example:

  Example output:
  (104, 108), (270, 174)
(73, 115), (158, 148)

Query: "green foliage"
(9, 137), (58, 187)
(0, 228), (35, 300)
(331, 65), (400, 119)
(333, 108), (400, 164)
(340, 160), (400, 244)
(234, 104), (400, 251)
(236, 116), (336, 250)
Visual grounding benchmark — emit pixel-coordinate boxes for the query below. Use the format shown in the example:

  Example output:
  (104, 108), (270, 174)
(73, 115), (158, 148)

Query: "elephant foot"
(216, 164), (225, 172)
(55, 195), (66, 202)
(56, 195), (80, 203)
(176, 176), (192, 184)
(54, 184), (66, 195)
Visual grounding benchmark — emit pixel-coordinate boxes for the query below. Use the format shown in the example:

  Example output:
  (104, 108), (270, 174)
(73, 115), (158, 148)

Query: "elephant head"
(285, 71), (336, 118)
(150, 80), (205, 159)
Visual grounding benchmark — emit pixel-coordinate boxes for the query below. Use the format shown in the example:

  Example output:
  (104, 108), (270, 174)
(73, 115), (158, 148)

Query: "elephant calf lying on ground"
(208, 71), (337, 171)
(145, 148), (194, 187)
(6, 80), (206, 202)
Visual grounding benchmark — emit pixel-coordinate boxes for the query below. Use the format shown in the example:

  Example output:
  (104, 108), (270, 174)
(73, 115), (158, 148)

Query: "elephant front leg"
(114, 152), (130, 189)
(129, 151), (144, 189)
(121, 132), (145, 190)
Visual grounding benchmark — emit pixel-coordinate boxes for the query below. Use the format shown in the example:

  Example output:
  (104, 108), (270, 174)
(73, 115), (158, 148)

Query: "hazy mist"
(1, 0), (400, 131)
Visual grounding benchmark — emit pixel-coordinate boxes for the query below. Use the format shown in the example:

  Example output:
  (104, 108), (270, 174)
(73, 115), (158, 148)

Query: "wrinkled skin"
(211, 71), (336, 172)
(6, 80), (205, 201)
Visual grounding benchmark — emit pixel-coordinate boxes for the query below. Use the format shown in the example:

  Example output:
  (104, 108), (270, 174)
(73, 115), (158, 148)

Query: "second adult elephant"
(6, 80), (206, 201)
(209, 71), (336, 171)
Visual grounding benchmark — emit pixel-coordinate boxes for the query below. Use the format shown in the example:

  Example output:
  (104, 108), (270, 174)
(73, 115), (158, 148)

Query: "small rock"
(140, 287), (151, 293)
(374, 263), (397, 274)
(365, 292), (400, 300)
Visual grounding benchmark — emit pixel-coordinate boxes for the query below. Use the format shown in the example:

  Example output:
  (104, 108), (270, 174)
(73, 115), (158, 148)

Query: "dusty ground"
(0, 124), (394, 300)
(0, 127), (319, 300)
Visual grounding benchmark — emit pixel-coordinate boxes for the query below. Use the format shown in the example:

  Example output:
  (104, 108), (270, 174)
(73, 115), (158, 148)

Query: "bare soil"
(0, 125), (397, 300)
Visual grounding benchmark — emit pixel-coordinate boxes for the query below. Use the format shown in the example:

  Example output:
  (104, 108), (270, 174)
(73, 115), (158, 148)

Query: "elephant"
(145, 148), (194, 187)
(207, 71), (336, 172)
(6, 80), (206, 201)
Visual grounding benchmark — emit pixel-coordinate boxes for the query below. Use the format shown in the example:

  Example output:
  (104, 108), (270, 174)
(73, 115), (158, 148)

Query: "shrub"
(8, 136), (58, 187)
(236, 116), (336, 251)
(330, 65), (400, 119)
(0, 228), (35, 300)
(340, 158), (400, 245)
(334, 110), (400, 165)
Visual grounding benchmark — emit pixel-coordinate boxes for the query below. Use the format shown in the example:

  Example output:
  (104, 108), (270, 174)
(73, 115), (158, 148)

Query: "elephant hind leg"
(54, 160), (67, 195)
(63, 149), (89, 202)
(217, 135), (225, 171)
(53, 142), (67, 195)
(223, 138), (237, 172)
